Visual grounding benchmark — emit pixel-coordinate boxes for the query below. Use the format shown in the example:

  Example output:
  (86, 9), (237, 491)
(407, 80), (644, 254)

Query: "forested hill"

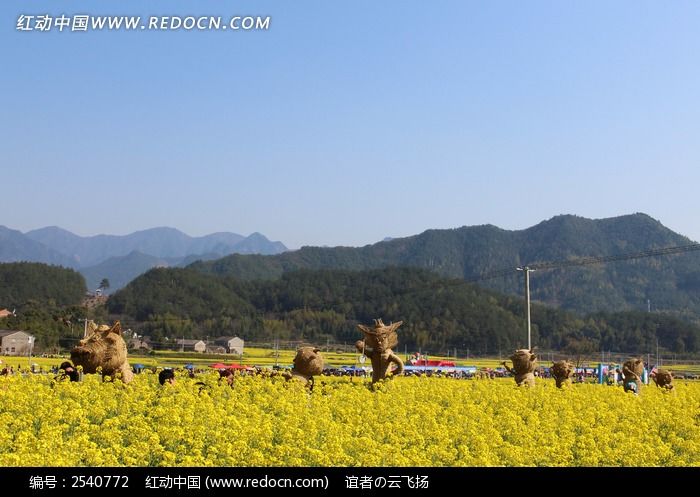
(0, 262), (88, 351)
(189, 213), (700, 317)
(0, 262), (86, 307)
(108, 266), (700, 355)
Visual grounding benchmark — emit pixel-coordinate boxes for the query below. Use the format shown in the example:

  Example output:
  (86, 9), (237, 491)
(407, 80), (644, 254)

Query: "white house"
(175, 339), (207, 353)
(0, 330), (35, 356)
(214, 336), (245, 355)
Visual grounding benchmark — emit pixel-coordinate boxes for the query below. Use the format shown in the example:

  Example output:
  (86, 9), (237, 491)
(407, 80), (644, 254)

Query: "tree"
(99, 278), (110, 293)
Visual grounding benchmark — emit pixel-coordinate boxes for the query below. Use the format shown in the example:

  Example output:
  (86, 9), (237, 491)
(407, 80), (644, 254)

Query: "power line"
(471, 242), (700, 349)
(469, 243), (700, 282)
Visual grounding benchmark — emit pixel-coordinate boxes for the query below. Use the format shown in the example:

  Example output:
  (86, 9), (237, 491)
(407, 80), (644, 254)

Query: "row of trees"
(108, 266), (700, 355)
(2, 260), (698, 356)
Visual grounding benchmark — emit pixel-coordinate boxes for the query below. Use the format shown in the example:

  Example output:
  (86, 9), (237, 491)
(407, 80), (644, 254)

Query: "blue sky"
(2, 1), (699, 249)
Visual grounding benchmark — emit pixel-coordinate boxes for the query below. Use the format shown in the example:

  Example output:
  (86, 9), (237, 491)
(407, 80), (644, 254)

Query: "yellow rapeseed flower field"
(1, 372), (698, 467)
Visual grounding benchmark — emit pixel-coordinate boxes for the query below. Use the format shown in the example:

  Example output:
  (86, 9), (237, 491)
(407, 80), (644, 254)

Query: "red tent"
(412, 359), (456, 367)
(229, 364), (254, 371)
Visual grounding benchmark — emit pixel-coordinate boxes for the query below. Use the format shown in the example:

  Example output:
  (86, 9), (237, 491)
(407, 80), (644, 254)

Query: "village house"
(0, 330), (35, 355)
(128, 335), (153, 351)
(175, 339), (207, 353)
(214, 336), (245, 355)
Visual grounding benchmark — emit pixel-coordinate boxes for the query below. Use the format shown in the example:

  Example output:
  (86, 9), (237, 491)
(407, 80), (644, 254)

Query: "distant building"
(82, 294), (107, 309)
(175, 339), (207, 353)
(214, 336), (245, 355)
(205, 344), (227, 354)
(0, 309), (13, 319)
(0, 330), (35, 355)
(128, 336), (152, 351)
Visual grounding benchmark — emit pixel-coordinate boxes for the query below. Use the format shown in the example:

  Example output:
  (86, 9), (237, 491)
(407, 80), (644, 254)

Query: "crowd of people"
(1, 355), (691, 394)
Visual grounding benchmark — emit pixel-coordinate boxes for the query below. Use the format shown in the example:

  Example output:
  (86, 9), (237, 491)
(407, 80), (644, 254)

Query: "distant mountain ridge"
(0, 225), (287, 293)
(189, 213), (700, 317)
(6, 214), (700, 314)
(23, 226), (288, 266)
(0, 226), (76, 267)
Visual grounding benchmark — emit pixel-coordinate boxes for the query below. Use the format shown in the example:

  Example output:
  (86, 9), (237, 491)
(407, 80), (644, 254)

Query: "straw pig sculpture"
(650, 368), (674, 391)
(286, 346), (324, 391)
(70, 321), (133, 384)
(551, 360), (575, 388)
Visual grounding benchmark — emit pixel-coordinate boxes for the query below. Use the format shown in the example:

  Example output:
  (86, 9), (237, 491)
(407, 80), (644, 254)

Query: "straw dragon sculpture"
(356, 318), (404, 383)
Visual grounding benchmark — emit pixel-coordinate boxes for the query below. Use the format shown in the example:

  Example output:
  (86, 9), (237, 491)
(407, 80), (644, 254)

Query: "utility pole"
(656, 339), (660, 367)
(78, 318), (92, 339)
(517, 266), (535, 350)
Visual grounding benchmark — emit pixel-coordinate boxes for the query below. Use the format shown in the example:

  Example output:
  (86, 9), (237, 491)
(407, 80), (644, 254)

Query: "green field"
(3, 348), (699, 377)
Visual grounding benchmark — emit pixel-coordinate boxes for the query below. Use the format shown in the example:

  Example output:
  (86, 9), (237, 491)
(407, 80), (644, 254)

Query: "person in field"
(158, 369), (176, 386)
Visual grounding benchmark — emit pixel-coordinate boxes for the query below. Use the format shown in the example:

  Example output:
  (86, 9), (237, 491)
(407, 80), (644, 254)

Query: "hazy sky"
(2, 1), (699, 249)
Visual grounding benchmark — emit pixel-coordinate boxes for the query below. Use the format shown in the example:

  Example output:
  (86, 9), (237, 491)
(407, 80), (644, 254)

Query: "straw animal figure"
(650, 368), (674, 391)
(356, 319), (404, 383)
(502, 349), (538, 387)
(551, 360), (574, 388)
(622, 358), (644, 394)
(70, 321), (133, 384)
(286, 346), (324, 391)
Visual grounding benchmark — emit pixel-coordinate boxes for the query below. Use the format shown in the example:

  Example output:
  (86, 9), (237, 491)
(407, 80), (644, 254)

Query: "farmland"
(1, 372), (698, 467)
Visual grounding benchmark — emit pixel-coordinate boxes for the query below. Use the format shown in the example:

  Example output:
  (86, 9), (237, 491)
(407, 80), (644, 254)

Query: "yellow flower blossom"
(0, 374), (698, 466)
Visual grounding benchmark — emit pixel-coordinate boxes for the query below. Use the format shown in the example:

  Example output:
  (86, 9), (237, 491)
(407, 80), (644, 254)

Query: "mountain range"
(187, 213), (700, 318)
(4, 213), (700, 318)
(0, 226), (287, 292)
(5, 213), (700, 353)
